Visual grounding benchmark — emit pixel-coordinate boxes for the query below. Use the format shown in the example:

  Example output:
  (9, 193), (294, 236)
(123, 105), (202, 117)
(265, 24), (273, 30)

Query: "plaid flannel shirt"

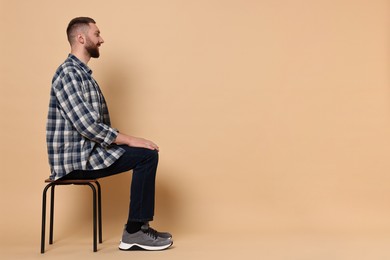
(46, 54), (125, 180)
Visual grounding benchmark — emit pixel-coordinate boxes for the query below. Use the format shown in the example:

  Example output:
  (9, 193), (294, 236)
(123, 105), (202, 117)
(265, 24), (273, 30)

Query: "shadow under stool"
(40, 178), (103, 253)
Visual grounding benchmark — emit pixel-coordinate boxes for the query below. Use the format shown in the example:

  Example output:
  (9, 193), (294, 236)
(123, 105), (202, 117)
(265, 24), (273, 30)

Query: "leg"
(127, 149), (158, 222)
(86, 183), (98, 252)
(49, 185), (55, 244)
(118, 149), (174, 251)
(95, 180), (103, 243)
(41, 183), (55, 254)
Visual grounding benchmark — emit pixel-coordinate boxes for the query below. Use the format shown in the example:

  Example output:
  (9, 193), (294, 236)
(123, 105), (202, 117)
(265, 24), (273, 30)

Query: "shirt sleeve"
(54, 72), (118, 148)
(101, 95), (112, 126)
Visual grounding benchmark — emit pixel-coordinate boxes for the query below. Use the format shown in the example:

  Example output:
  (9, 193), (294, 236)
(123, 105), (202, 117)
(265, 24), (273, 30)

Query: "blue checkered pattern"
(46, 54), (125, 180)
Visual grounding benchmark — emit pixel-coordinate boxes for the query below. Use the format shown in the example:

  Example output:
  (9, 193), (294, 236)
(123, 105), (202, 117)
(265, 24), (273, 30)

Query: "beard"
(85, 37), (100, 58)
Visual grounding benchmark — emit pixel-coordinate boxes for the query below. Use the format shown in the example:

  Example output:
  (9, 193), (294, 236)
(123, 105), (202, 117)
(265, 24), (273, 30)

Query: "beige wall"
(1, 0), (390, 248)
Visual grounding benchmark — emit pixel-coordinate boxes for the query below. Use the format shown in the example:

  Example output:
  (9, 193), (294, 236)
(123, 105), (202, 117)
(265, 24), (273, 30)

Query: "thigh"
(61, 145), (158, 180)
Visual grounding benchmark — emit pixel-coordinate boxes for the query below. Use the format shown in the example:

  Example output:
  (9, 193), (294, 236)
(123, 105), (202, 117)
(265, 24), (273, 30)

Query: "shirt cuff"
(102, 128), (119, 148)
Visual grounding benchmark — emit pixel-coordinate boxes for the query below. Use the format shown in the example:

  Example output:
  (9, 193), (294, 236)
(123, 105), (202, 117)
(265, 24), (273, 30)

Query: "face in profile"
(84, 23), (104, 58)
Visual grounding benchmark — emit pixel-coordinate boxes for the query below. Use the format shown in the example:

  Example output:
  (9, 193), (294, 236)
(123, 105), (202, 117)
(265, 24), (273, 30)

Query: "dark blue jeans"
(61, 145), (158, 222)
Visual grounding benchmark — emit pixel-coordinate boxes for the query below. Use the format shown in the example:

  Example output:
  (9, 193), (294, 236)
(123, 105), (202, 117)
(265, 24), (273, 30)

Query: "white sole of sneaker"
(118, 241), (173, 251)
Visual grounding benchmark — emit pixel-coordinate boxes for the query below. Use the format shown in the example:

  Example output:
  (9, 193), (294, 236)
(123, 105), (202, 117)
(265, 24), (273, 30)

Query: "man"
(46, 17), (172, 251)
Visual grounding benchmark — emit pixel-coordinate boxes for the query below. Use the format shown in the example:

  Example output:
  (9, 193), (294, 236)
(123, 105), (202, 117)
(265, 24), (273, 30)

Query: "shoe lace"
(142, 227), (158, 239)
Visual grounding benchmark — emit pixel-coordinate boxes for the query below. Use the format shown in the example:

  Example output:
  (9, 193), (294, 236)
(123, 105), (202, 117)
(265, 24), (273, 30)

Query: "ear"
(76, 34), (85, 44)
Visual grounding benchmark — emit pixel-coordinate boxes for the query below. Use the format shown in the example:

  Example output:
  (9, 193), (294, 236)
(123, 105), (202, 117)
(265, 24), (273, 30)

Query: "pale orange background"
(1, 0), (390, 259)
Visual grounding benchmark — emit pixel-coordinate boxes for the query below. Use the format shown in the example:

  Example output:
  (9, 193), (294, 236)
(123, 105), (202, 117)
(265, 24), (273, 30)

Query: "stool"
(41, 178), (103, 253)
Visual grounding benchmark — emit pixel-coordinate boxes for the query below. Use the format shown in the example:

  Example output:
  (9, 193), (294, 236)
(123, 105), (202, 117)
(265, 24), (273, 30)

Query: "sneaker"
(119, 226), (173, 251)
(142, 222), (173, 240)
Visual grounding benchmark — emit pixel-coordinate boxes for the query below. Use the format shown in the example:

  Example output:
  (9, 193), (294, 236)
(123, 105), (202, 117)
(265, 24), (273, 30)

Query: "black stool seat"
(41, 178), (103, 253)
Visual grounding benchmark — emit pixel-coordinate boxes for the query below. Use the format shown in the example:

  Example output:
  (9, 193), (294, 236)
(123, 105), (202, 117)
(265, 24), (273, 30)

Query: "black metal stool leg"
(41, 183), (55, 254)
(87, 183), (98, 252)
(49, 185), (55, 244)
(95, 181), (103, 243)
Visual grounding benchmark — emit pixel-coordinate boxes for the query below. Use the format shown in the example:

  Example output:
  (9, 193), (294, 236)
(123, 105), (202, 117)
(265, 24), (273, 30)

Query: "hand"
(115, 133), (159, 151)
(128, 136), (159, 151)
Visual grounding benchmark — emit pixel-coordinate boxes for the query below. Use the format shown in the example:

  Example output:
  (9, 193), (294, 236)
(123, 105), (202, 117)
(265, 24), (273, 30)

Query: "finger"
(146, 143), (157, 150)
(150, 142), (158, 150)
(152, 144), (159, 151)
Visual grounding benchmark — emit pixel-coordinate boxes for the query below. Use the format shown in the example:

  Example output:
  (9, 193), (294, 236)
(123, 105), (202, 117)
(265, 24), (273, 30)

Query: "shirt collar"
(68, 54), (93, 75)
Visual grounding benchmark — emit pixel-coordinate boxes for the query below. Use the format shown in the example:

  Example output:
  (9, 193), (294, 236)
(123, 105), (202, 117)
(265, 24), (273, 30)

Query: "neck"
(70, 48), (91, 65)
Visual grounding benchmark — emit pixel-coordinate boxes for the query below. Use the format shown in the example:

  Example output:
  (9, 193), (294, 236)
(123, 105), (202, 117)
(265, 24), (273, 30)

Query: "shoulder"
(55, 57), (81, 77)
(52, 57), (83, 84)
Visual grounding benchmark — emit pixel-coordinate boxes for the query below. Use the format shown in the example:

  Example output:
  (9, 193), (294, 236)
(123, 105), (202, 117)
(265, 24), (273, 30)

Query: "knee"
(145, 148), (159, 163)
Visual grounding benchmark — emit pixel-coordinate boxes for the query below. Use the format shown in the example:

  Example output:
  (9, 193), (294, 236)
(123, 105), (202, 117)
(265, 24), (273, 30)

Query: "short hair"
(66, 17), (96, 45)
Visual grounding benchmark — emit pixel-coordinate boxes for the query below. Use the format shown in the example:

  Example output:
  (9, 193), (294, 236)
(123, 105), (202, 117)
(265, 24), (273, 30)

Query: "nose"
(100, 37), (104, 44)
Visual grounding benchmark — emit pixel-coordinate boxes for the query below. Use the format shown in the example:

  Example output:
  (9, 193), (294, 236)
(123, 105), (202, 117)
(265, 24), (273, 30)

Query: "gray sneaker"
(119, 226), (173, 251)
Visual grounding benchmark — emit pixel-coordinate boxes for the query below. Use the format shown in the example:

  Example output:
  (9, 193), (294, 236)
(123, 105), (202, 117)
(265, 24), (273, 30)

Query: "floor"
(2, 229), (390, 260)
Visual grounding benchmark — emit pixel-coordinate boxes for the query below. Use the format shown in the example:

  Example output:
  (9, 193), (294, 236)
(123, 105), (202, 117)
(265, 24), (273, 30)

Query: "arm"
(55, 72), (158, 151)
(54, 72), (118, 148)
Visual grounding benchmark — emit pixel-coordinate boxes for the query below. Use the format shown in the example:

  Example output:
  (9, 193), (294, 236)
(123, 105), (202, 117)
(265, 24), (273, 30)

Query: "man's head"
(66, 17), (104, 58)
